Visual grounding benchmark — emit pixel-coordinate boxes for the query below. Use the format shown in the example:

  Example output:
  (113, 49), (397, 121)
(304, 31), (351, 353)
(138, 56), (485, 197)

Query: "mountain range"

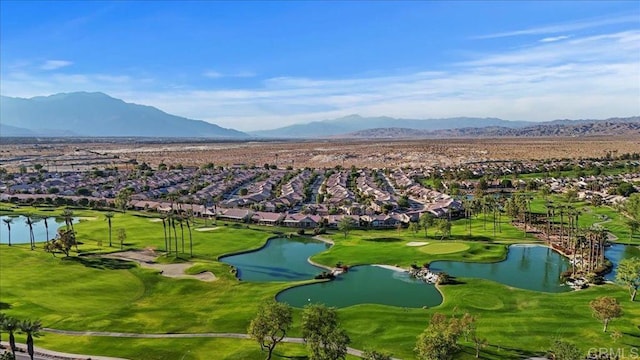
(249, 115), (535, 138)
(340, 118), (640, 138)
(1, 92), (638, 139)
(0, 92), (247, 138)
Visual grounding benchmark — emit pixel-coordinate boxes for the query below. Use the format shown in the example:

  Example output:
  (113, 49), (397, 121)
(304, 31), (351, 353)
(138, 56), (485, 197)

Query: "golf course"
(0, 201), (639, 360)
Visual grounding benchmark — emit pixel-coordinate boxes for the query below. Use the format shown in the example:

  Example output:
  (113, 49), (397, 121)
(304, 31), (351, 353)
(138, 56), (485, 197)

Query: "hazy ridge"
(340, 117), (640, 138)
(1, 92), (637, 139)
(0, 92), (248, 138)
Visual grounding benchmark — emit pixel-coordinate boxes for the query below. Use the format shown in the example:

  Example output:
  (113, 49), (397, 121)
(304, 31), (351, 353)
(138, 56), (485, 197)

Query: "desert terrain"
(1, 136), (639, 171)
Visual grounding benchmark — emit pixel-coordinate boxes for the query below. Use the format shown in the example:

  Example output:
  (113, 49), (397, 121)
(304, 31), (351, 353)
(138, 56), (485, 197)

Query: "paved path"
(593, 217), (619, 241)
(1, 341), (127, 360)
(31, 328), (402, 360)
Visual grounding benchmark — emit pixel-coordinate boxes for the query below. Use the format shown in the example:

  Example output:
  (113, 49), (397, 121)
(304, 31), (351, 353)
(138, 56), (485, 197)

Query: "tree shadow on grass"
(273, 352), (308, 359)
(461, 235), (494, 242)
(484, 344), (545, 359)
(132, 213), (153, 218)
(623, 330), (640, 338)
(363, 237), (403, 243)
(0, 302), (11, 310)
(63, 256), (137, 270)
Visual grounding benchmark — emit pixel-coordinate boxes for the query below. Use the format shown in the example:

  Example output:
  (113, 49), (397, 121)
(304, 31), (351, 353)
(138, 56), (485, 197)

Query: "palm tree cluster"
(160, 199), (194, 258)
(459, 192), (504, 238)
(61, 209), (74, 232)
(542, 202), (608, 276)
(504, 192), (532, 235)
(0, 313), (42, 360)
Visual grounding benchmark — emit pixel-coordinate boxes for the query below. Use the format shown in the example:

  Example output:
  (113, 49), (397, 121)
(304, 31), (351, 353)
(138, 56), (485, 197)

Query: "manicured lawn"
(1, 204), (639, 359)
(419, 242), (470, 254)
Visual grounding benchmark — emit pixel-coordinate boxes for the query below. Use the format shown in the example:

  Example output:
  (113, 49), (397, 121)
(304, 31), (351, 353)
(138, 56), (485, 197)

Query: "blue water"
(0, 215), (78, 244)
(604, 243), (640, 281)
(219, 237), (330, 282)
(277, 265), (443, 308)
(429, 245), (572, 293)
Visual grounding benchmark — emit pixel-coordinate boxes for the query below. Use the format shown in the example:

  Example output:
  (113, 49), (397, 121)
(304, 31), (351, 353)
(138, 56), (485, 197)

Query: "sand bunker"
(406, 241), (429, 247)
(149, 218), (164, 222)
(102, 249), (216, 282)
(195, 227), (220, 232)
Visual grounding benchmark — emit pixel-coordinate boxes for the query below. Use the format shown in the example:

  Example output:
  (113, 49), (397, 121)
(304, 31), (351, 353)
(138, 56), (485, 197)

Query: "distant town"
(2, 148), (638, 230)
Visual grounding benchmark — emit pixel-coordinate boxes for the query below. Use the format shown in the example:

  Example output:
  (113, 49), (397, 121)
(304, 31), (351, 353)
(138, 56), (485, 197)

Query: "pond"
(277, 265), (443, 308)
(604, 243), (640, 281)
(0, 215), (79, 244)
(219, 237), (331, 282)
(429, 244), (572, 293)
(221, 237), (634, 309)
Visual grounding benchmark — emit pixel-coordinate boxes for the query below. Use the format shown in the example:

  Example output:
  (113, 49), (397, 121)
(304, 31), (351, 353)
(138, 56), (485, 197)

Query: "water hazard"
(277, 265), (443, 308)
(219, 237), (330, 282)
(430, 244), (571, 293)
(0, 215), (78, 245)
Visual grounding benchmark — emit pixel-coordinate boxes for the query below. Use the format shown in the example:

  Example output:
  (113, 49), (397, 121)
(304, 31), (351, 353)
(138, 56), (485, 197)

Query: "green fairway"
(419, 242), (470, 254)
(1, 204), (639, 359)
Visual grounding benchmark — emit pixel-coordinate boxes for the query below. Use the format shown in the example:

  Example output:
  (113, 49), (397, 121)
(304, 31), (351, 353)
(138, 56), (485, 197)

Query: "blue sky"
(1, 1), (639, 131)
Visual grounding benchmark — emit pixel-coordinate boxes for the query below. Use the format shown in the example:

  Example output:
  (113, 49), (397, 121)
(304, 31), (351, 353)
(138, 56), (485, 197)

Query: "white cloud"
(203, 70), (256, 79)
(40, 60), (73, 71)
(203, 70), (223, 78)
(539, 35), (571, 43)
(476, 13), (638, 39)
(2, 29), (638, 131)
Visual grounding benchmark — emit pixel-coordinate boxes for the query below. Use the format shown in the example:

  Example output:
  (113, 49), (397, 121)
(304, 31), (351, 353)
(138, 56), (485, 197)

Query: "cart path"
(41, 328), (402, 359)
(592, 217), (619, 241)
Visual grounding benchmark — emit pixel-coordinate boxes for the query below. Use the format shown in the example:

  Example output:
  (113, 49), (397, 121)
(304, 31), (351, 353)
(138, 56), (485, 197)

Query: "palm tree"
(491, 196), (498, 237)
(43, 217), (50, 243)
(19, 319), (42, 360)
(587, 229), (595, 272)
(559, 206), (565, 249)
(597, 228), (607, 268)
(481, 195), (490, 230)
(25, 215), (35, 250)
(62, 209), (74, 232)
(462, 198), (472, 236)
(171, 213), (179, 256)
(161, 214), (169, 253)
(186, 210), (194, 258)
(186, 217), (193, 258)
(2, 218), (13, 246)
(105, 212), (114, 247)
(2, 316), (18, 357)
(178, 215), (185, 254)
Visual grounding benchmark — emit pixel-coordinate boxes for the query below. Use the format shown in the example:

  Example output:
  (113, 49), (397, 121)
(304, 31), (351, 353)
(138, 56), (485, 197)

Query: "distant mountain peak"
(0, 92), (249, 138)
